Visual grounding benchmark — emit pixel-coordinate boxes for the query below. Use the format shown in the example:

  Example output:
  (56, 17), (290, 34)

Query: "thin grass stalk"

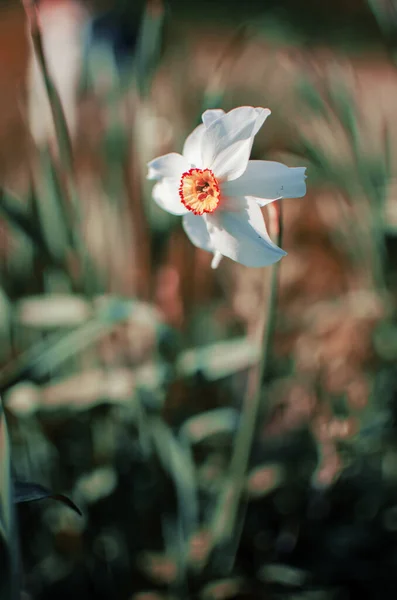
(23, 0), (73, 171)
(133, 0), (165, 98)
(0, 398), (19, 600)
(125, 105), (152, 301)
(209, 201), (283, 569)
(23, 0), (100, 294)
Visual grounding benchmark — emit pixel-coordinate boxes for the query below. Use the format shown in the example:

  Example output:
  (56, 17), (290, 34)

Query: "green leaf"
(297, 78), (328, 116)
(0, 188), (57, 265)
(258, 563), (308, 587)
(328, 80), (358, 142)
(1, 297), (152, 393)
(13, 480), (82, 516)
(133, 1), (166, 96)
(150, 418), (198, 542)
(367, 0), (397, 37)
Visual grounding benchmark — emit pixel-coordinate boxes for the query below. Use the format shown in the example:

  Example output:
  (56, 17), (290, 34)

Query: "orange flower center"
(179, 168), (220, 215)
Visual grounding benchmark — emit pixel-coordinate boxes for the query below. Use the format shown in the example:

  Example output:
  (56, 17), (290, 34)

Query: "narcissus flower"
(147, 107), (306, 268)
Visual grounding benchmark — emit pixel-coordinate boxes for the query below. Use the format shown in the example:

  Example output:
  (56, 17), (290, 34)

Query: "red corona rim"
(179, 168), (220, 215)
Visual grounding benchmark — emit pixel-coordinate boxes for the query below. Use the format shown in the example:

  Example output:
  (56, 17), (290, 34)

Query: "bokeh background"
(1, 0), (397, 598)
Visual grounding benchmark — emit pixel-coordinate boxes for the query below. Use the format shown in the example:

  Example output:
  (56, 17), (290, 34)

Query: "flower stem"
(210, 201), (283, 569)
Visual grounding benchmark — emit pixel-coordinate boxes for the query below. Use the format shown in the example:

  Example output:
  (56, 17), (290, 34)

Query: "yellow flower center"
(179, 168), (220, 215)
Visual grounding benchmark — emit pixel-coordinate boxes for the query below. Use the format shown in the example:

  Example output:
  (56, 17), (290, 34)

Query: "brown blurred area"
(0, 2), (29, 183)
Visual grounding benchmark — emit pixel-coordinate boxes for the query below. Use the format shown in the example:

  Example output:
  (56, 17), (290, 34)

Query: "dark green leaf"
(14, 480), (82, 516)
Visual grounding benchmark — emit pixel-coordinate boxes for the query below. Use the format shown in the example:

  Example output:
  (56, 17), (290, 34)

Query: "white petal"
(218, 193), (248, 212)
(182, 124), (206, 168)
(201, 107), (271, 181)
(202, 109), (225, 128)
(205, 198), (286, 267)
(211, 251), (223, 269)
(223, 161), (307, 202)
(152, 178), (188, 215)
(147, 153), (189, 181)
(182, 213), (213, 251)
(210, 139), (253, 182)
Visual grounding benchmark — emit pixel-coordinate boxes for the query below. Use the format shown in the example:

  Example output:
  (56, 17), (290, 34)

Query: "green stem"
(210, 201), (283, 566)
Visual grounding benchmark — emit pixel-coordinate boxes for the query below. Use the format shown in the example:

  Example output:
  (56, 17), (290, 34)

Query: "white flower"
(147, 107), (306, 268)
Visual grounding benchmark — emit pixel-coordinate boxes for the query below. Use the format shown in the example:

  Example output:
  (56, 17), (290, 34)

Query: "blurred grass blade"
(367, 0), (397, 37)
(23, 0), (73, 170)
(33, 153), (73, 265)
(176, 337), (260, 381)
(150, 417), (198, 543)
(296, 78), (328, 116)
(16, 294), (91, 329)
(0, 188), (58, 265)
(14, 480), (82, 515)
(161, 515), (186, 594)
(327, 79), (357, 141)
(0, 319), (108, 392)
(0, 398), (19, 600)
(133, 0), (165, 96)
(24, 0), (99, 293)
(0, 299), (138, 392)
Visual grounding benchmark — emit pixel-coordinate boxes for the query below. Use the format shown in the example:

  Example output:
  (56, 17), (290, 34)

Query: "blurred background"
(1, 0), (397, 598)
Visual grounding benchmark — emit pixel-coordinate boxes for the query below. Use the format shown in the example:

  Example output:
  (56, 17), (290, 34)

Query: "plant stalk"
(210, 201), (283, 568)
